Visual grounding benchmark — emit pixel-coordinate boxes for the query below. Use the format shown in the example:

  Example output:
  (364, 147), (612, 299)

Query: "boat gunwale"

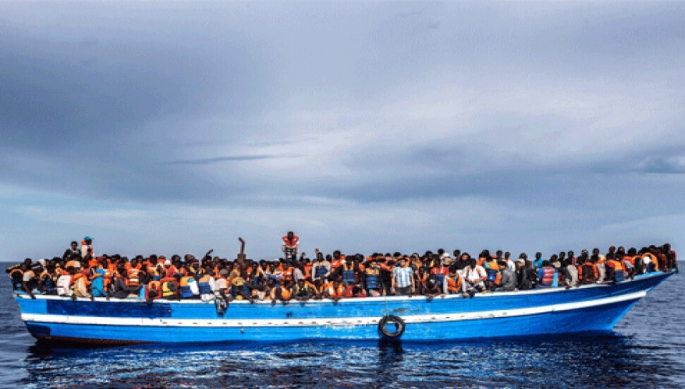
(13, 271), (671, 305)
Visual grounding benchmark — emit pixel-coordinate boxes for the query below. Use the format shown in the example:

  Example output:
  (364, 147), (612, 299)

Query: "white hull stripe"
(21, 291), (646, 328)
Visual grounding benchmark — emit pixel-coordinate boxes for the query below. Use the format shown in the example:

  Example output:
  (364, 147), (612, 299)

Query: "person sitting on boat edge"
(197, 266), (216, 302)
(605, 253), (625, 283)
(294, 279), (313, 301)
(271, 282), (292, 304)
(324, 277), (345, 302)
(38, 262), (57, 296)
(462, 258), (487, 298)
(392, 257), (415, 297)
(343, 283), (367, 298)
(446, 270), (462, 295)
(537, 261), (558, 288)
(230, 274), (254, 303)
(21, 262), (40, 299)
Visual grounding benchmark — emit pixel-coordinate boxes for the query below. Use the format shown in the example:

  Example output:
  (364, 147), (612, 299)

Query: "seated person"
(270, 282), (292, 304)
(343, 283), (367, 298)
(293, 279), (313, 301)
(537, 261), (558, 287)
(324, 279), (345, 302)
(424, 278), (444, 298)
(462, 259), (487, 298)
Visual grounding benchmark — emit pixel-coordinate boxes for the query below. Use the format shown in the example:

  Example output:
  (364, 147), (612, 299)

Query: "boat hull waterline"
(15, 272), (672, 344)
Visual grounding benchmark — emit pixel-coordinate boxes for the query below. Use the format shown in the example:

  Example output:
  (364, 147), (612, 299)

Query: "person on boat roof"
(80, 236), (94, 261)
(282, 231), (299, 265)
(63, 241), (79, 260)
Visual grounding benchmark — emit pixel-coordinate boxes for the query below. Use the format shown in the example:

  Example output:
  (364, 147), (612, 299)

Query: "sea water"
(1, 269), (683, 388)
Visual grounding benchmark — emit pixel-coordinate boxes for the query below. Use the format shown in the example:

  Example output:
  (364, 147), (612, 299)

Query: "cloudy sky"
(1, 1), (684, 262)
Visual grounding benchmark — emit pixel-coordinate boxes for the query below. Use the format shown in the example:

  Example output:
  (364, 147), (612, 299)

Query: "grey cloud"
(166, 154), (301, 165)
(636, 155), (685, 174)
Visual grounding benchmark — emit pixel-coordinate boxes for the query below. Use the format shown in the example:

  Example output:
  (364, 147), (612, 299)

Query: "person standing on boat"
(281, 231), (299, 265)
(63, 241), (79, 260)
(311, 252), (331, 282)
(392, 257), (415, 297)
(80, 236), (94, 260)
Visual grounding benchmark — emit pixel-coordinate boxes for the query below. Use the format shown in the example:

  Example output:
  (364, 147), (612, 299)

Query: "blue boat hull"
(15, 272), (672, 344)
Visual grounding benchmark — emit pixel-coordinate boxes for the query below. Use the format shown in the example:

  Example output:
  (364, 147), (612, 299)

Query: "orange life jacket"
(146, 280), (162, 300)
(282, 235), (299, 248)
(327, 284), (344, 298)
(128, 268), (140, 287)
(447, 276), (461, 292)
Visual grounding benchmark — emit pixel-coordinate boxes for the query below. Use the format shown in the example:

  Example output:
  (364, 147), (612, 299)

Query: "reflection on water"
(1, 275), (683, 388)
(10, 335), (684, 389)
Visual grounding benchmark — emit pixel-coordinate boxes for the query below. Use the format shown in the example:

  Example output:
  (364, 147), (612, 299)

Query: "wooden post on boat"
(237, 237), (246, 263)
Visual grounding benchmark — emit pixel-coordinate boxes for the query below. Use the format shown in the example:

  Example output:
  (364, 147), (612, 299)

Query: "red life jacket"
(540, 267), (555, 286)
(282, 235), (299, 248)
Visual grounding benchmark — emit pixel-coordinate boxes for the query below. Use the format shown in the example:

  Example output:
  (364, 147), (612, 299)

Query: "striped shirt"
(393, 266), (414, 288)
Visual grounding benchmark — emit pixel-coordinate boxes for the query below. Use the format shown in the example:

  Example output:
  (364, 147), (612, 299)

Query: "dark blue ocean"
(1, 270), (683, 389)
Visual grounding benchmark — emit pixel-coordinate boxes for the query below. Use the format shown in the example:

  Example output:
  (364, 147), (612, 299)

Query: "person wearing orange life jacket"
(330, 251), (346, 272)
(578, 258), (598, 284)
(271, 282), (292, 303)
(71, 272), (92, 300)
(38, 264), (57, 296)
(343, 283), (367, 298)
(80, 236), (94, 261)
(179, 275), (200, 299)
(145, 280), (162, 305)
(281, 231), (299, 265)
(496, 260), (517, 292)
(324, 278), (345, 302)
(429, 263), (449, 296)
(446, 271), (462, 294)
(21, 263), (40, 299)
(8, 265), (25, 292)
(127, 259), (141, 288)
(605, 253), (625, 283)
(281, 262), (294, 284)
(110, 269), (140, 299)
(56, 266), (75, 297)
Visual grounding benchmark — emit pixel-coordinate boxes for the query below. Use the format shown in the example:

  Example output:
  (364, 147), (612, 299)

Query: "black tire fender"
(378, 315), (405, 338)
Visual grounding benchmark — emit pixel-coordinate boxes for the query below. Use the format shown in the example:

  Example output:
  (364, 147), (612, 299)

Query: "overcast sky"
(1, 1), (684, 262)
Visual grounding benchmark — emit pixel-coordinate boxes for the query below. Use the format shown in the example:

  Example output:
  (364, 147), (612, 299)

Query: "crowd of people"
(6, 233), (679, 308)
